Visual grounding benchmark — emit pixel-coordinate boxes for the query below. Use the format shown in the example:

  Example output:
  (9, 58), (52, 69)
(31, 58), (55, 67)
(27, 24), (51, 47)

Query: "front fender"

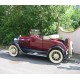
(10, 41), (23, 52)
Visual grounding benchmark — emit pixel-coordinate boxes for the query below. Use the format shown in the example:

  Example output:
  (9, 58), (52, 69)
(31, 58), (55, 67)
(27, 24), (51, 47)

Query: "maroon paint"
(19, 35), (67, 51)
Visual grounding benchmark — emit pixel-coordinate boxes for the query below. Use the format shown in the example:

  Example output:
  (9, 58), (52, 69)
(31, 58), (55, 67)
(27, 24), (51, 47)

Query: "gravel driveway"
(0, 49), (80, 74)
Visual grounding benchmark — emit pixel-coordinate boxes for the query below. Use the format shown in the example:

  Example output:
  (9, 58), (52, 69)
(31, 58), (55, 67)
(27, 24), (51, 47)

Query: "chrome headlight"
(14, 38), (18, 41)
(14, 38), (18, 43)
(14, 35), (21, 43)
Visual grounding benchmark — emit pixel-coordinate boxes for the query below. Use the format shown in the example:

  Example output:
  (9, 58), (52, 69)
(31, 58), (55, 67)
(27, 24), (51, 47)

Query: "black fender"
(48, 46), (66, 58)
(9, 41), (23, 53)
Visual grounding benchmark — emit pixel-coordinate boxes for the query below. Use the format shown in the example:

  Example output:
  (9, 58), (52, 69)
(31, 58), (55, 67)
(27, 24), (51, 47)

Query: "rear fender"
(48, 46), (66, 57)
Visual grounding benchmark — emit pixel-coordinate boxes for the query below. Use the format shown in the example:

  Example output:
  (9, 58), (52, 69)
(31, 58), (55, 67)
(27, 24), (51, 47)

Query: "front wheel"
(48, 49), (63, 64)
(9, 45), (19, 57)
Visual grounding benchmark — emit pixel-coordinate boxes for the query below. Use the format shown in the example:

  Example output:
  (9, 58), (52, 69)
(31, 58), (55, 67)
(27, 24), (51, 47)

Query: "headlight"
(14, 38), (18, 41)
(14, 35), (21, 42)
(14, 38), (18, 43)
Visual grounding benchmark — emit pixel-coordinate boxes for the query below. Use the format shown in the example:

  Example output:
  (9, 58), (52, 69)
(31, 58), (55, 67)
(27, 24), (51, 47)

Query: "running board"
(26, 52), (47, 57)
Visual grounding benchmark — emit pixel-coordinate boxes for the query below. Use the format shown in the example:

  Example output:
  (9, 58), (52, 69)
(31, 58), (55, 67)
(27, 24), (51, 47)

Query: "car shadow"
(0, 51), (55, 65)
(57, 66), (80, 70)
(62, 53), (80, 64)
(57, 53), (80, 70)
(0, 51), (80, 66)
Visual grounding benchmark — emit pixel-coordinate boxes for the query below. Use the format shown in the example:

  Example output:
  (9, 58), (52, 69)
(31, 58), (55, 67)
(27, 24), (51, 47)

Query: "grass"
(0, 45), (9, 50)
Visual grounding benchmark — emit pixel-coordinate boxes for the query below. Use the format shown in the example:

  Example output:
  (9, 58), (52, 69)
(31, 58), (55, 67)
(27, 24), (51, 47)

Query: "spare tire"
(64, 38), (70, 46)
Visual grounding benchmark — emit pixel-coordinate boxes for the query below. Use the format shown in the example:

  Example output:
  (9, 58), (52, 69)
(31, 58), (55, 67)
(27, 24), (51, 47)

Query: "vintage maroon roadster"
(9, 29), (73, 64)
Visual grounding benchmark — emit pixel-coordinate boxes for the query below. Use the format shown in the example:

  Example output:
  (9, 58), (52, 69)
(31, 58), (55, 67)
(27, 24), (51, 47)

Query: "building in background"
(58, 27), (80, 54)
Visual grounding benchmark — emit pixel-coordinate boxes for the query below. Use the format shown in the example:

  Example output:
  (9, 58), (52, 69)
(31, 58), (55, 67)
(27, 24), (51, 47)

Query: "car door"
(42, 39), (51, 50)
(42, 39), (55, 51)
(30, 36), (43, 50)
(19, 36), (30, 48)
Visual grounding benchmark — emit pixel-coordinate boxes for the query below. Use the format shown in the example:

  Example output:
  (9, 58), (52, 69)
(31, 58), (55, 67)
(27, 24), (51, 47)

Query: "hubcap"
(53, 53), (59, 59)
(52, 52), (60, 60)
(10, 47), (16, 54)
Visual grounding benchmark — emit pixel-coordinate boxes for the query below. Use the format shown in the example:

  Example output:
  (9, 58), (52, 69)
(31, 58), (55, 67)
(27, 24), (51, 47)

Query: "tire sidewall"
(48, 49), (63, 64)
(9, 45), (19, 57)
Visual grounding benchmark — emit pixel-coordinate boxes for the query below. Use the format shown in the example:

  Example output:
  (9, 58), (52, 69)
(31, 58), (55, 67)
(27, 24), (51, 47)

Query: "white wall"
(58, 27), (80, 54)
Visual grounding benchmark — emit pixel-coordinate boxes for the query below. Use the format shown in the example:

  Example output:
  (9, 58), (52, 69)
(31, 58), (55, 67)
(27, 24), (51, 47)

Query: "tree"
(0, 5), (79, 45)
(71, 6), (80, 29)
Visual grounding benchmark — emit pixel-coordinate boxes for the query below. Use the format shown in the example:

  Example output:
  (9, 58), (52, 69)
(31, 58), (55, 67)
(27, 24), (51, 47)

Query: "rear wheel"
(9, 45), (19, 57)
(48, 49), (63, 64)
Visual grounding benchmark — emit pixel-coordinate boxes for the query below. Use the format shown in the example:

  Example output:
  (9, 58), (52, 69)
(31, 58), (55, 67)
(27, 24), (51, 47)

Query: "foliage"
(0, 5), (80, 45)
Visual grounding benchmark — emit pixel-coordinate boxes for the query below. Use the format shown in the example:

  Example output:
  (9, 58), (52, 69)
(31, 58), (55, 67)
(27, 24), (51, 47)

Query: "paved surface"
(0, 49), (80, 74)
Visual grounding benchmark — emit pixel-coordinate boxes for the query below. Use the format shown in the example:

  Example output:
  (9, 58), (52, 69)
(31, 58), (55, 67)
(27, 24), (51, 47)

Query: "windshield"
(31, 29), (40, 36)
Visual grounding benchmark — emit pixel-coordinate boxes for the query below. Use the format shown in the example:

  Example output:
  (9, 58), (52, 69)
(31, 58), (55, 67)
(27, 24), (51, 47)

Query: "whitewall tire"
(48, 49), (63, 64)
(9, 45), (19, 57)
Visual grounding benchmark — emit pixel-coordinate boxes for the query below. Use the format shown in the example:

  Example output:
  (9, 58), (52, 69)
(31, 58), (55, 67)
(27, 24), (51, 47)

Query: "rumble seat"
(43, 34), (59, 40)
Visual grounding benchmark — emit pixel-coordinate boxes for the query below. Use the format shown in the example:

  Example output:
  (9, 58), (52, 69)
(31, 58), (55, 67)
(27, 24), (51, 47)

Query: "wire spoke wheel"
(9, 45), (19, 57)
(49, 49), (63, 64)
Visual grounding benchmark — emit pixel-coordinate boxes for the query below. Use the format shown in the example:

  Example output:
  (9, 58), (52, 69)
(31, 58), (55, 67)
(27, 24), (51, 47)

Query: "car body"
(9, 29), (73, 64)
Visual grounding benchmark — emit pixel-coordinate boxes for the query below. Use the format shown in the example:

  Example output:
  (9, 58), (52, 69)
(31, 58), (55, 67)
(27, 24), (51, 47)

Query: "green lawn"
(0, 45), (9, 50)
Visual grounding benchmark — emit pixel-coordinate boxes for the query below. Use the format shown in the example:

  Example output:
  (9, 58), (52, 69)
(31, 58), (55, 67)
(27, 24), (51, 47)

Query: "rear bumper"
(66, 51), (72, 58)
(66, 41), (73, 58)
